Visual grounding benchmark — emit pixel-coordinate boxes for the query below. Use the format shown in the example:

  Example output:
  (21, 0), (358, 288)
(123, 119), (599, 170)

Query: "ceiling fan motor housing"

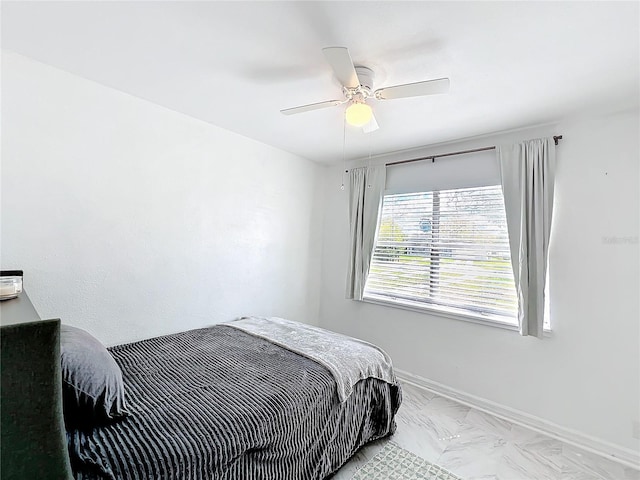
(344, 67), (375, 103)
(354, 66), (375, 91)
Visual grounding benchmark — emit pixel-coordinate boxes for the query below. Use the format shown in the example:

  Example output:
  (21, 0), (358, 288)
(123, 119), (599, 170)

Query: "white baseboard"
(395, 368), (640, 470)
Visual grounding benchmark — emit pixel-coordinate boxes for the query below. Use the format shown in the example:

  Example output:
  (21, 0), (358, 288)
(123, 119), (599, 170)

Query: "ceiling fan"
(280, 47), (450, 133)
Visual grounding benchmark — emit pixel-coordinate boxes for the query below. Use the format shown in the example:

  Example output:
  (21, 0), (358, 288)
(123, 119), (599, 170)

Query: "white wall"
(318, 110), (640, 454)
(1, 52), (323, 345)
(3, 48), (638, 460)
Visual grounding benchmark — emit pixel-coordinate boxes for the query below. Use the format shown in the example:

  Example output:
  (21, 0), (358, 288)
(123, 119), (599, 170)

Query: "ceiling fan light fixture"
(345, 102), (372, 127)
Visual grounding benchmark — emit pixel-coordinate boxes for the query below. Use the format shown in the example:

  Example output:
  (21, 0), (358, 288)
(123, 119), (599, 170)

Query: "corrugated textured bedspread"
(67, 325), (402, 480)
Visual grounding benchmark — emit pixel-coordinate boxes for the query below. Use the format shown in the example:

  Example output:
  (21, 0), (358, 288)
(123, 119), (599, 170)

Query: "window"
(364, 185), (518, 326)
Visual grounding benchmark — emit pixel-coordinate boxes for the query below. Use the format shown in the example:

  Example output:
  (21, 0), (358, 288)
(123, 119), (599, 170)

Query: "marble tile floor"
(333, 381), (640, 480)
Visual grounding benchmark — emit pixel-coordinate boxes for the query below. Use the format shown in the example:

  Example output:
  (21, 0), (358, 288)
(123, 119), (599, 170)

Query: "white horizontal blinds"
(364, 185), (518, 321)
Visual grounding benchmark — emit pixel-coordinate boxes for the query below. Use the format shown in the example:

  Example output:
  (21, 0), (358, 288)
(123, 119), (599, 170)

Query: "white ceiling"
(2, 1), (639, 164)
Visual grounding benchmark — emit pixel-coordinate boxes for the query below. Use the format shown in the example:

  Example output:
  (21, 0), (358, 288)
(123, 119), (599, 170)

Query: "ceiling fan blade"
(322, 47), (360, 89)
(375, 78), (450, 100)
(280, 99), (344, 116)
(362, 113), (379, 133)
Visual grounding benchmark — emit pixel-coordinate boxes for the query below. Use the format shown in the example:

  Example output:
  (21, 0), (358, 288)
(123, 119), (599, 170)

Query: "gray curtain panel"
(346, 166), (386, 300)
(497, 137), (556, 338)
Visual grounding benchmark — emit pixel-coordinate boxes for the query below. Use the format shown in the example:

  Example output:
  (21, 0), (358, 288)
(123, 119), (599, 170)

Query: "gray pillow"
(60, 325), (129, 428)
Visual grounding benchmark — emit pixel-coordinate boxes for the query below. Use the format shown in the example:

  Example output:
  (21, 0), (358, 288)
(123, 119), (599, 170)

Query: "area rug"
(351, 442), (462, 480)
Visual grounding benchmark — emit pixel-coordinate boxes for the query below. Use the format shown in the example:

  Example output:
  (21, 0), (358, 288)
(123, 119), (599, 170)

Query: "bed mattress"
(67, 324), (401, 479)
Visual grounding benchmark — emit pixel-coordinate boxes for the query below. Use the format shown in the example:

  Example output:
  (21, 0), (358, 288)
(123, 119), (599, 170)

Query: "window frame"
(362, 184), (538, 331)
(362, 294), (522, 331)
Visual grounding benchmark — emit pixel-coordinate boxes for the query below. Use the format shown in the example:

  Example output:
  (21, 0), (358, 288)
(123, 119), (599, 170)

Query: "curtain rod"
(385, 135), (563, 168)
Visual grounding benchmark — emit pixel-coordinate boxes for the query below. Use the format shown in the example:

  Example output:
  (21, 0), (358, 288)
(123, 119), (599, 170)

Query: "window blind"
(364, 185), (518, 323)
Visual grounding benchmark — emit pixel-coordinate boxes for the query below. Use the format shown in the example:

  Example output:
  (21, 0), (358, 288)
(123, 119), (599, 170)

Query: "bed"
(2, 300), (402, 480)
(0, 293), (402, 480)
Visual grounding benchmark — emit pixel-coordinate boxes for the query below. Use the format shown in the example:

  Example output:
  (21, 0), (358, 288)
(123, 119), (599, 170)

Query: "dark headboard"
(0, 293), (72, 479)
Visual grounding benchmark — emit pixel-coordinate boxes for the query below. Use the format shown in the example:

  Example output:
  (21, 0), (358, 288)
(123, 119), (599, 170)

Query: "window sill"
(361, 296), (552, 336)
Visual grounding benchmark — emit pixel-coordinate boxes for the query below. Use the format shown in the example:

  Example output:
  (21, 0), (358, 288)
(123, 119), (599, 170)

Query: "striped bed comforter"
(67, 325), (402, 479)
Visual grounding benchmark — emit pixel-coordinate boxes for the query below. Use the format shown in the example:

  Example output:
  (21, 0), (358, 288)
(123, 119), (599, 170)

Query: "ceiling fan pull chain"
(341, 115), (347, 191)
(367, 134), (373, 188)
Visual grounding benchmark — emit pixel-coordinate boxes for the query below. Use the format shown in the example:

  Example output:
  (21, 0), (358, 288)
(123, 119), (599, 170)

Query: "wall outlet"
(633, 420), (640, 440)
